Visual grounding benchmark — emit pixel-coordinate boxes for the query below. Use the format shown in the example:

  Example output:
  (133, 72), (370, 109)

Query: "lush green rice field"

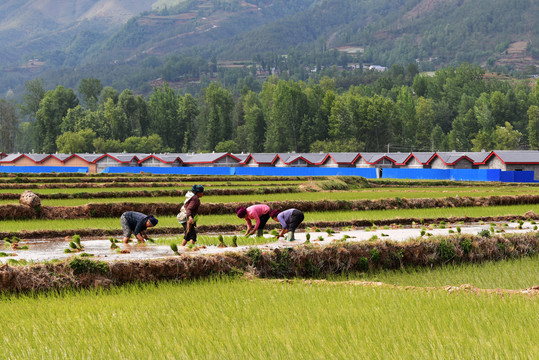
(2, 204), (539, 233)
(1, 185), (538, 205)
(1, 261), (537, 359)
(343, 255), (539, 290)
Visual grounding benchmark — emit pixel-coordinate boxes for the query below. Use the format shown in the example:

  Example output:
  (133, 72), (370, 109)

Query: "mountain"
(1, 0), (537, 97)
(0, 0), (155, 65)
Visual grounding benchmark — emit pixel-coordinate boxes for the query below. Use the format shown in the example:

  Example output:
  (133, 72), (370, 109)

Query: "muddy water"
(1, 222), (534, 264)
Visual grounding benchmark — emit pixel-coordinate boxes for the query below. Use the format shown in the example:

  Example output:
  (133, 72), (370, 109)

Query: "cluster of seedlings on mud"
(64, 235), (84, 253)
(3, 236), (28, 250)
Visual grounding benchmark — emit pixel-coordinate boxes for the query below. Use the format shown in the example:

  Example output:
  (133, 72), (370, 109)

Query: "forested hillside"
(0, 0), (537, 98)
(2, 63), (538, 156)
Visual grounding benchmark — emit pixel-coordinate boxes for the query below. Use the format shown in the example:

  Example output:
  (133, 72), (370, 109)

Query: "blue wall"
(103, 166), (235, 175)
(382, 168), (535, 183)
(103, 166), (378, 177)
(235, 167), (378, 177)
(0, 166), (88, 173)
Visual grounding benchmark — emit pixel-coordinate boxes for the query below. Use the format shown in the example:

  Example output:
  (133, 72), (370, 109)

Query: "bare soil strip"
(287, 279), (539, 297)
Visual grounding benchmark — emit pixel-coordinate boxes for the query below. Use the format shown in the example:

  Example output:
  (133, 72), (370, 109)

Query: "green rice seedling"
(426, 233), (433, 237)
(304, 233), (311, 244)
(448, 230), (455, 234)
(490, 226), (495, 234)
(342, 234), (351, 240)
(456, 226), (461, 233)
(325, 228), (335, 235)
(64, 248), (73, 254)
(381, 233), (389, 237)
(518, 220), (524, 229)
(0, 252), (10, 257)
(534, 225), (538, 231)
(503, 223), (509, 227)
(230, 235), (238, 247)
(109, 237), (119, 250)
(368, 235), (378, 241)
(342, 226), (351, 231)
(420, 229), (426, 237)
(531, 220), (536, 224)
(383, 226), (390, 230)
(6, 259), (20, 266)
(478, 229), (491, 237)
(317, 236), (324, 241)
(79, 253), (94, 257)
(218, 235), (227, 248)
(170, 243), (179, 255)
(18, 245), (29, 250)
(270, 229), (279, 236)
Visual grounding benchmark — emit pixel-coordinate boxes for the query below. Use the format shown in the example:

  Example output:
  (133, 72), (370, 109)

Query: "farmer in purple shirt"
(270, 208), (304, 241)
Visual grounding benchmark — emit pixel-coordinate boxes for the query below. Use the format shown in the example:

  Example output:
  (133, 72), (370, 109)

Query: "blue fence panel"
(503, 171), (534, 183)
(500, 171), (514, 183)
(450, 169), (500, 182)
(0, 166), (88, 173)
(381, 168), (450, 180)
(235, 167), (377, 177)
(103, 166), (236, 175)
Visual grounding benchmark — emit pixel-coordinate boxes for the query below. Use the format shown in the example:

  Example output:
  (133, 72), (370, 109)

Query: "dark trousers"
(289, 210), (305, 232)
(256, 212), (270, 236)
(182, 222), (197, 242)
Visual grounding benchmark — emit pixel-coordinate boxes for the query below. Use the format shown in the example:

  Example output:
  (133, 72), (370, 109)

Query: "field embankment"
(1, 234), (537, 293)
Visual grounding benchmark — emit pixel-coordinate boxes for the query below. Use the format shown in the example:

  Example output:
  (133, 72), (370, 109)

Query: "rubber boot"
(257, 228), (264, 237)
(288, 231), (295, 241)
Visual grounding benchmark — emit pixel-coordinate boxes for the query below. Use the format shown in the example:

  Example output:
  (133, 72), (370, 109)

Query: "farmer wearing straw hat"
(179, 184), (204, 246)
(270, 208), (304, 241)
(120, 211), (158, 244)
(236, 204), (270, 237)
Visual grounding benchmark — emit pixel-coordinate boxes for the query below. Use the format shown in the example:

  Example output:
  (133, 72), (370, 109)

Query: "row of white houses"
(1, 150), (539, 177)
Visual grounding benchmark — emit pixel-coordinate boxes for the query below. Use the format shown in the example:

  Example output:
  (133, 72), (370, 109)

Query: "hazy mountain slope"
(0, 0), (155, 64)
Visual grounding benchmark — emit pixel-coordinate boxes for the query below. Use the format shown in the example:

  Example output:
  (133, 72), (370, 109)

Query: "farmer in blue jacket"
(120, 211), (158, 244)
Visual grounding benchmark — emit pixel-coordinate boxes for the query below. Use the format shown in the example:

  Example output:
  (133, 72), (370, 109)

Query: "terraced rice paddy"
(0, 173), (537, 358)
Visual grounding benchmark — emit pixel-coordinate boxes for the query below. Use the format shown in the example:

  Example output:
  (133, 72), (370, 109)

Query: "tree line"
(1, 63), (539, 155)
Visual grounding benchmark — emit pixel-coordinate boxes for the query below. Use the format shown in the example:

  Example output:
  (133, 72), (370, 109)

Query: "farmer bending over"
(120, 211), (158, 244)
(180, 184), (204, 246)
(270, 208), (304, 241)
(236, 204), (270, 237)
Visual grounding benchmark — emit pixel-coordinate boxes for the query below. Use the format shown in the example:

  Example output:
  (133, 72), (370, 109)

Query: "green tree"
(61, 105), (87, 133)
(99, 86), (119, 105)
(241, 91), (265, 152)
(491, 122), (522, 150)
(0, 99), (18, 152)
(201, 82), (235, 151)
(104, 98), (129, 141)
(56, 129), (96, 153)
(264, 80), (307, 152)
(93, 138), (122, 153)
(15, 122), (33, 153)
(431, 125), (447, 151)
(178, 93), (199, 152)
(149, 83), (180, 149)
(215, 140), (239, 153)
(118, 90), (140, 135)
(34, 85), (79, 152)
(415, 97), (435, 150)
(527, 105), (539, 149)
(78, 77), (102, 110)
(20, 78), (46, 120)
